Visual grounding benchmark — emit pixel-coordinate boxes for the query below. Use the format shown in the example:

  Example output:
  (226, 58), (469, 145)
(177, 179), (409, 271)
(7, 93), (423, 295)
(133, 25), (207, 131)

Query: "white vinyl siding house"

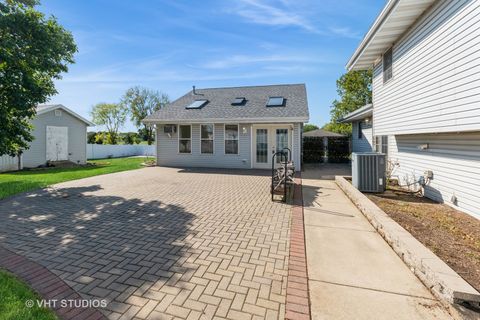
(339, 104), (374, 152)
(346, 0), (480, 219)
(372, 0), (480, 136)
(352, 121), (373, 153)
(388, 132), (480, 215)
(157, 123), (253, 168)
(146, 84), (308, 170)
(156, 122), (303, 170)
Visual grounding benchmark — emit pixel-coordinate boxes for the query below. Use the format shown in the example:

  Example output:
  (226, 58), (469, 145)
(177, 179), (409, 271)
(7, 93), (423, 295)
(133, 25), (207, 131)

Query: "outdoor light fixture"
(242, 127), (247, 134)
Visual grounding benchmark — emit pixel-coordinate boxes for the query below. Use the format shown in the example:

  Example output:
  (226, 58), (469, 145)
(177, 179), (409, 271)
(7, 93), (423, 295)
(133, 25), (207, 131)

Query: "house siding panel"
(372, 0), (480, 136)
(352, 121), (373, 152)
(156, 123), (252, 169)
(156, 123), (303, 170)
(388, 132), (480, 219)
(22, 110), (88, 168)
(293, 123), (302, 170)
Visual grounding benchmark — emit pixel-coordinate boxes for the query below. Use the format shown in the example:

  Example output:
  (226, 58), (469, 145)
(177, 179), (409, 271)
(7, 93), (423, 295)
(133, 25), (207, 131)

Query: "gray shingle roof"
(144, 84), (309, 123)
(303, 129), (345, 137)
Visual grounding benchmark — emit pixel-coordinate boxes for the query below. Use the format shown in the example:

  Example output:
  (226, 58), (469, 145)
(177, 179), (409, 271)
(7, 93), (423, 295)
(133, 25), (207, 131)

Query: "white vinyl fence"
(87, 144), (156, 160)
(0, 155), (22, 172)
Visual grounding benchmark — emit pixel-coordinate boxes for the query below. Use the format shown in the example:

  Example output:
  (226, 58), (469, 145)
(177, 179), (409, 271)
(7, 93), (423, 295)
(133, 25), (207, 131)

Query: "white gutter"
(338, 104), (373, 123)
(142, 117), (309, 124)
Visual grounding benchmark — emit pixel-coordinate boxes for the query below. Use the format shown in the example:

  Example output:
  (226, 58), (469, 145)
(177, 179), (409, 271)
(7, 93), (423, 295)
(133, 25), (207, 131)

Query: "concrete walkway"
(302, 171), (453, 320)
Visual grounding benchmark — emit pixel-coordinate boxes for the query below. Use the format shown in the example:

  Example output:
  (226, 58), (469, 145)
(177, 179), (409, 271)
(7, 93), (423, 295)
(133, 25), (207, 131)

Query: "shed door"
(46, 126), (68, 161)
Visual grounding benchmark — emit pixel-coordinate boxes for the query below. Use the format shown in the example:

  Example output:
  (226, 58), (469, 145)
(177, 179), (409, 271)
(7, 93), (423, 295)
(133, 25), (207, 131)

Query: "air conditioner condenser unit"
(352, 152), (386, 193)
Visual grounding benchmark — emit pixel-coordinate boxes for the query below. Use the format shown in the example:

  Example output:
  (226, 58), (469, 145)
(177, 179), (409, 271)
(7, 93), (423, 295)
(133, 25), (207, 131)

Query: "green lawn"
(0, 270), (57, 320)
(0, 157), (147, 200)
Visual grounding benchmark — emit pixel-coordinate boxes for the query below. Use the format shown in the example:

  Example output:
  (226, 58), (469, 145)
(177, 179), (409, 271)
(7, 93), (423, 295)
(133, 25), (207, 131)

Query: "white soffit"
(346, 0), (436, 71)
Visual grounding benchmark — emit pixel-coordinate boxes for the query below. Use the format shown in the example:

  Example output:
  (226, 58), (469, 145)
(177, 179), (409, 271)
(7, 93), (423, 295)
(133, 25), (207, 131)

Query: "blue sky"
(40, 0), (384, 132)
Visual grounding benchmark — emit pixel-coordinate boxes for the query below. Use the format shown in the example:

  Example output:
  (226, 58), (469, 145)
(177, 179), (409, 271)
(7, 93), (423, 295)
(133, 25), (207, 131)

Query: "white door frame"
(252, 124), (292, 169)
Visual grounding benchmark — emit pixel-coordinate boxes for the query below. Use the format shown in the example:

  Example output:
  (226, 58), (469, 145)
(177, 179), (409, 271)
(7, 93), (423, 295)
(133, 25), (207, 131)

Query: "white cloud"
(198, 54), (316, 69)
(231, 0), (321, 33)
(229, 0), (363, 39)
(328, 26), (361, 39)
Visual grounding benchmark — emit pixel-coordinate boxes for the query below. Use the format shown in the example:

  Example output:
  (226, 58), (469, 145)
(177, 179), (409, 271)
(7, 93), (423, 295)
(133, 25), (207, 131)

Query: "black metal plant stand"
(271, 149), (295, 202)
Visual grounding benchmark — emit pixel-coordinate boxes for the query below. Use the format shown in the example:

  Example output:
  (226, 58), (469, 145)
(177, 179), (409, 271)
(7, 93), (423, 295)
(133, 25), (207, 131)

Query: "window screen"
(224, 124), (239, 154)
(383, 48), (393, 83)
(179, 125), (191, 153)
(201, 124), (214, 154)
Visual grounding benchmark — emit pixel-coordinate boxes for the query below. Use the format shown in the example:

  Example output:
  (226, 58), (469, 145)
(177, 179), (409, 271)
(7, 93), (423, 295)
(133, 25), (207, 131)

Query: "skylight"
(186, 100), (208, 109)
(267, 97), (285, 107)
(232, 97), (246, 106)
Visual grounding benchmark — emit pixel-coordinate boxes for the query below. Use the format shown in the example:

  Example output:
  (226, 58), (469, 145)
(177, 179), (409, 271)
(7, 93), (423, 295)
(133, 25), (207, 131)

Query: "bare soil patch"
(366, 186), (480, 292)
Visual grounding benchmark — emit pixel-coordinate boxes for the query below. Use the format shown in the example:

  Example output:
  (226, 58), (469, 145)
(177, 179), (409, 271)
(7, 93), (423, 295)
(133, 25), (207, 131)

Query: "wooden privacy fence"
(302, 136), (350, 164)
(327, 137), (351, 163)
(303, 137), (325, 163)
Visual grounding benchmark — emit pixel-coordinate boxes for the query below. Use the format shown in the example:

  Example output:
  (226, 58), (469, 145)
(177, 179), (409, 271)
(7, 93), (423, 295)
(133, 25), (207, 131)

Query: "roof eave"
(338, 104), (373, 123)
(346, 0), (436, 71)
(346, 0), (400, 71)
(37, 104), (95, 126)
(142, 116), (309, 124)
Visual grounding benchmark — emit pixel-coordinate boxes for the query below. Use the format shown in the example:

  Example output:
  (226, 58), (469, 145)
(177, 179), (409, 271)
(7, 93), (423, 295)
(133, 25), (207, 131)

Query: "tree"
(0, 0), (77, 156)
(87, 132), (96, 144)
(122, 86), (169, 145)
(123, 132), (140, 145)
(138, 127), (154, 143)
(303, 124), (319, 133)
(94, 132), (105, 145)
(91, 103), (126, 145)
(324, 70), (372, 135)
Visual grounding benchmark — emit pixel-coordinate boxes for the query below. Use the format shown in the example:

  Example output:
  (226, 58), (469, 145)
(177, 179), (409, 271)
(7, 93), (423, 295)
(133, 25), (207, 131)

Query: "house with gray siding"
(339, 104), (373, 153)
(346, 0), (480, 219)
(21, 104), (93, 168)
(143, 84), (309, 170)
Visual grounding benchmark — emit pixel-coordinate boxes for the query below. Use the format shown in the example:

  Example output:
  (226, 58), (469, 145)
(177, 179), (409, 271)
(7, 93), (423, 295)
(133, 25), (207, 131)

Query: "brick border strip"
(0, 246), (106, 320)
(285, 174), (311, 320)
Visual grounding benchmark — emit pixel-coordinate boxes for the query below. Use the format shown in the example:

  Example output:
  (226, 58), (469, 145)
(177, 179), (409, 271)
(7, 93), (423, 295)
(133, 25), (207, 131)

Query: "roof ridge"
(194, 83), (306, 91)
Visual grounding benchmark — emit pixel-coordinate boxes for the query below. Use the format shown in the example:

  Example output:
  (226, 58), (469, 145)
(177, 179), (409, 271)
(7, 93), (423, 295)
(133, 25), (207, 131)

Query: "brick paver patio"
(0, 167), (292, 320)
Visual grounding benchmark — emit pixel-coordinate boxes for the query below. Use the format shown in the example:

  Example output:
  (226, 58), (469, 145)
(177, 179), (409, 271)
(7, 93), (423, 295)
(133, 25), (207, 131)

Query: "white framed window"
(383, 47), (393, 83)
(201, 124), (214, 154)
(178, 125), (191, 154)
(224, 124), (239, 154)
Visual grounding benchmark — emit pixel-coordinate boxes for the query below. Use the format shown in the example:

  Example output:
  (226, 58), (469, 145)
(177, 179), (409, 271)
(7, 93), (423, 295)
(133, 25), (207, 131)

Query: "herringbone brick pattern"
(0, 167), (291, 319)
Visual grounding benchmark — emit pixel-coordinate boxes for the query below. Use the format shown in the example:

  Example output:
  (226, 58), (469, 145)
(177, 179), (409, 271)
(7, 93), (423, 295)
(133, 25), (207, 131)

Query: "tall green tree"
(0, 0), (77, 156)
(91, 103), (126, 145)
(323, 70), (372, 135)
(303, 124), (319, 133)
(122, 86), (169, 145)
